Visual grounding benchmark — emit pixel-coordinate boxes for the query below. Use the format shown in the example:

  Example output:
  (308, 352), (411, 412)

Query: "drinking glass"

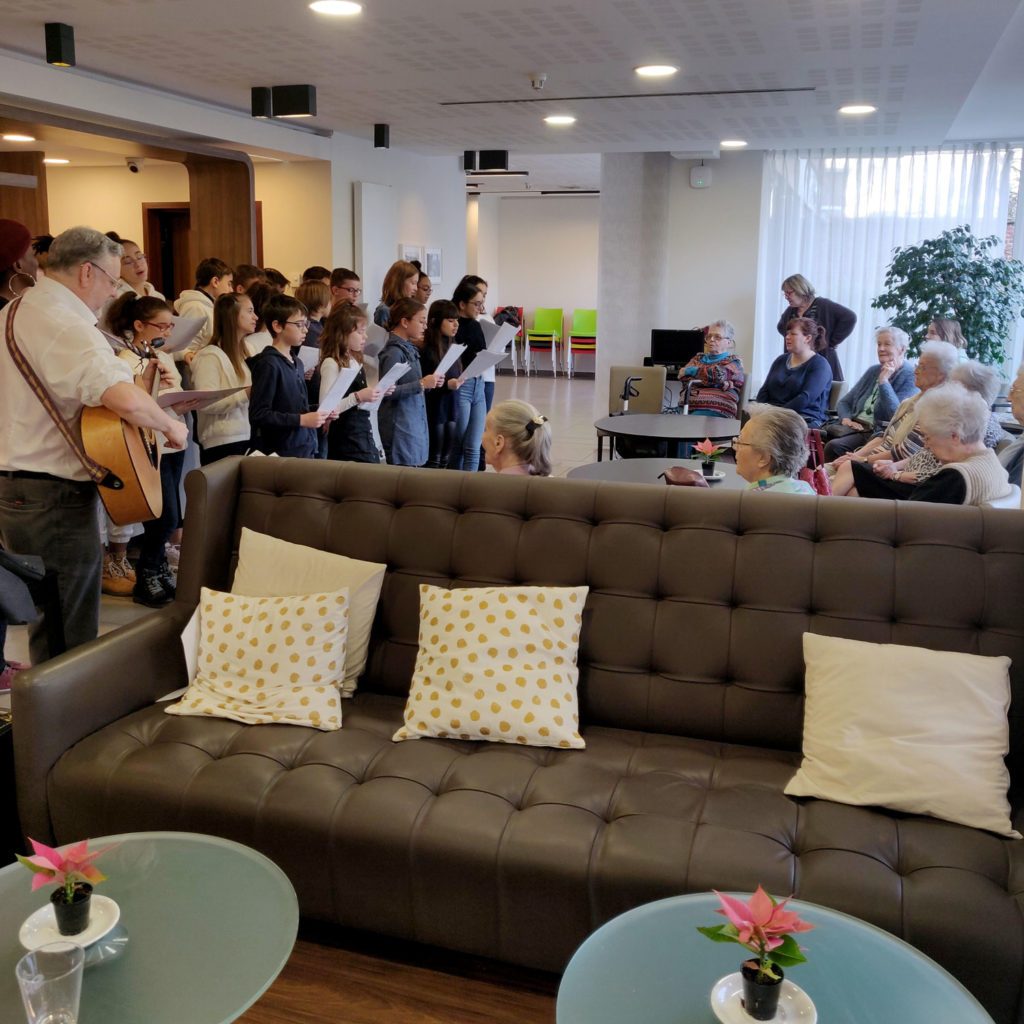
(15, 941), (84, 1024)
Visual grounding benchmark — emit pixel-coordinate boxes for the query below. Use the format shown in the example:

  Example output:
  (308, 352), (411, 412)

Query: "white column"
(596, 153), (671, 401)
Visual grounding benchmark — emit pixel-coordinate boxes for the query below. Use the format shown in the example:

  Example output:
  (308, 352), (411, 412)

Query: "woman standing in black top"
(421, 300), (464, 468)
(777, 273), (856, 382)
(447, 281), (488, 471)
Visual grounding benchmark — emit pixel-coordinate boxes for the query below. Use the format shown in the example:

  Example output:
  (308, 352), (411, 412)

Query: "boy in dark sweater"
(248, 294), (332, 457)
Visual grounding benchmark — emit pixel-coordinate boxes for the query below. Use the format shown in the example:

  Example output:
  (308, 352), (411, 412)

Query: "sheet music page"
(161, 316), (207, 354)
(458, 350), (506, 381)
(435, 343), (467, 377)
(361, 361), (413, 412)
(317, 365), (360, 414)
(157, 387), (246, 410)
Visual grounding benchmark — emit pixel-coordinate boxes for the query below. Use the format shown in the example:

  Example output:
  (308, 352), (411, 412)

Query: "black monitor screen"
(650, 329), (705, 367)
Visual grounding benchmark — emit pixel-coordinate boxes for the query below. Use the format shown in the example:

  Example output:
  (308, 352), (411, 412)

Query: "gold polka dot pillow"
(393, 584), (588, 749)
(165, 586), (348, 730)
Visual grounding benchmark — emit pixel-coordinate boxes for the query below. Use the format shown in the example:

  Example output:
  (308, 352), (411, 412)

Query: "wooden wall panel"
(184, 155), (255, 270)
(0, 151), (49, 235)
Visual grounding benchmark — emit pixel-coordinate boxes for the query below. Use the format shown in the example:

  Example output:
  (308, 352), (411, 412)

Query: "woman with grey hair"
(481, 399), (552, 476)
(676, 320), (746, 418)
(830, 339), (958, 496)
(732, 405), (815, 493)
(823, 325), (917, 460)
(950, 360), (1013, 449)
(1000, 363), (1024, 487)
(852, 383), (1011, 505)
(777, 273), (857, 381)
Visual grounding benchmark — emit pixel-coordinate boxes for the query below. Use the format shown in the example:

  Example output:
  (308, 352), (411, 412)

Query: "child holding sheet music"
(421, 300), (464, 469)
(447, 281), (488, 471)
(249, 295), (332, 459)
(191, 293), (257, 465)
(319, 305), (386, 464)
(377, 298), (443, 466)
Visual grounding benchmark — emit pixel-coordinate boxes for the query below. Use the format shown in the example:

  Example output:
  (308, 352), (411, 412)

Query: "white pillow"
(785, 633), (1019, 838)
(166, 587), (348, 729)
(180, 528), (385, 697)
(394, 584), (587, 749)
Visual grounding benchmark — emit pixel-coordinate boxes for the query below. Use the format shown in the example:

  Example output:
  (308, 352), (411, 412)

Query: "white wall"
(45, 163), (190, 242)
(496, 195), (599, 326)
(665, 151), (764, 377)
(466, 195), (501, 304)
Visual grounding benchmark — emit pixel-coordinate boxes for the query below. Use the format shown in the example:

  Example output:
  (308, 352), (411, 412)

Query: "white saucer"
(704, 470), (726, 482)
(710, 972), (817, 1024)
(19, 894), (121, 951)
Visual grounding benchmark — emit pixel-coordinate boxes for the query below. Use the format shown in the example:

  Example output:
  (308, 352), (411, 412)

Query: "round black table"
(567, 459), (746, 491)
(594, 414), (741, 460)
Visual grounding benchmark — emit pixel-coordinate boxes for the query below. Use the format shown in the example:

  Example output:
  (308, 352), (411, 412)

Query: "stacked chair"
(566, 308), (597, 377)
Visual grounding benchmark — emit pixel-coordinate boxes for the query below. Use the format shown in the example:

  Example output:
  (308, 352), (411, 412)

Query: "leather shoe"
(133, 568), (172, 608)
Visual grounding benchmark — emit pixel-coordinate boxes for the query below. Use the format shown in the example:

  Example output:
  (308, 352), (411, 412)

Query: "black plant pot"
(50, 882), (92, 936)
(741, 959), (784, 1021)
(701, 460), (716, 478)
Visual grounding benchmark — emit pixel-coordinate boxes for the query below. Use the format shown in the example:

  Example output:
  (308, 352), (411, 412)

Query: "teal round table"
(556, 893), (994, 1024)
(0, 831), (298, 1024)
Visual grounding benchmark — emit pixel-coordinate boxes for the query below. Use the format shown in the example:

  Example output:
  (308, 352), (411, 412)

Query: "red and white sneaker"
(0, 660), (28, 692)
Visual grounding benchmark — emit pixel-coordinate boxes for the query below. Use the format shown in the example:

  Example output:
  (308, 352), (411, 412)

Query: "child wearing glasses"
(248, 294), (333, 458)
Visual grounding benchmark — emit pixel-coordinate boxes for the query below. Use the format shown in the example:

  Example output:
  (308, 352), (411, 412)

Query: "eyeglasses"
(472, 300), (486, 310)
(285, 319), (310, 329)
(144, 320), (175, 333)
(122, 253), (148, 265)
(86, 261), (120, 289)
(340, 285), (361, 296)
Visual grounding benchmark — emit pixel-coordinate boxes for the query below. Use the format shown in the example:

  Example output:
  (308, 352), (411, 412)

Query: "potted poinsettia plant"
(17, 838), (110, 936)
(693, 438), (726, 478)
(698, 887), (814, 1021)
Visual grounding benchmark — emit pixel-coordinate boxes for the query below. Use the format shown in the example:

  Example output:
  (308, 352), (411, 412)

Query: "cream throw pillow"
(394, 584), (588, 749)
(180, 528), (385, 697)
(167, 587), (348, 729)
(785, 633), (1019, 838)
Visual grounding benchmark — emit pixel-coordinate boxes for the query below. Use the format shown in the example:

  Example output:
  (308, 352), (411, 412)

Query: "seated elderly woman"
(830, 339), (958, 497)
(822, 325), (917, 460)
(677, 320), (746, 419)
(851, 382), (1012, 505)
(732, 405), (816, 494)
(481, 399), (552, 476)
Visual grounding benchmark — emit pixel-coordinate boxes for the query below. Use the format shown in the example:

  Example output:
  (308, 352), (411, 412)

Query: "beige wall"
(45, 162), (189, 243)
(253, 160), (332, 286)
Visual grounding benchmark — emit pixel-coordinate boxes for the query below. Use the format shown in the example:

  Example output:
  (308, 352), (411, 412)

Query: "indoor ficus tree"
(871, 224), (1024, 364)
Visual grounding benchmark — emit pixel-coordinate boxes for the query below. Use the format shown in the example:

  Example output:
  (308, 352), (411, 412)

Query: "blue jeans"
(448, 377), (486, 471)
(477, 379), (495, 471)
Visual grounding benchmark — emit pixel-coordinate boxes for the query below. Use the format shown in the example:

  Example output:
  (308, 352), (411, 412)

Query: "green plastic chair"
(526, 307), (563, 376)
(567, 308), (597, 377)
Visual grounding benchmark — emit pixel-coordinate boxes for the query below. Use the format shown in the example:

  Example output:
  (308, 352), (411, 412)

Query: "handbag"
(799, 430), (832, 496)
(658, 467), (710, 488)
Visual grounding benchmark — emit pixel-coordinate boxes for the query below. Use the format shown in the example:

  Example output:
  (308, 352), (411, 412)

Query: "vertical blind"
(753, 145), (1014, 386)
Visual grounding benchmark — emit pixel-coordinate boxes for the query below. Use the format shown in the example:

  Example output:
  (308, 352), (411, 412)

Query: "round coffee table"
(567, 459), (746, 491)
(0, 831), (298, 1024)
(557, 893), (993, 1024)
(594, 414), (741, 461)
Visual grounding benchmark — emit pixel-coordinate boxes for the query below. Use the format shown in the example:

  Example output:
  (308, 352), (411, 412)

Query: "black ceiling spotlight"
(44, 22), (76, 68)
(271, 84), (317, 118)
(251, 87), (272, 119)
(373, 124), (390, 149)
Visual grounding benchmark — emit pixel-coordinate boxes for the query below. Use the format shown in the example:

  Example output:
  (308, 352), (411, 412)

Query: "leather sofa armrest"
(12, 604), (192, 844)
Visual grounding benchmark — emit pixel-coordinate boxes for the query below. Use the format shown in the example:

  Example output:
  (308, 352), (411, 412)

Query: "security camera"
(125, 158), (144, 174)
(529, 72), (548, 91)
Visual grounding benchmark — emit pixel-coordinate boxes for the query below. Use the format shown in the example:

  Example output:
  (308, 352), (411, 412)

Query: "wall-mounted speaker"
(374, 124), (390, 149)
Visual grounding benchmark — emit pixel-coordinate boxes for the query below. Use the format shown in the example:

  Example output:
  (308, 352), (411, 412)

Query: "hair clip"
(524, 414), (548, 437)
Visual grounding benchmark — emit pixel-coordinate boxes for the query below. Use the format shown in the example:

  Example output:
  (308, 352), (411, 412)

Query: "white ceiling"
(0, 0), (1022, 168)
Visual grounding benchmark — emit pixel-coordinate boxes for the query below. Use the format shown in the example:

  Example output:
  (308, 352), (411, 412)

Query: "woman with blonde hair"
(373, 260), (419, 329)
(777, 273), (857, 381)
(481, 400), (552, 476)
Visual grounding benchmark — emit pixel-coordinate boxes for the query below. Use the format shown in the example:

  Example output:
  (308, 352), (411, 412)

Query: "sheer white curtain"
(753, 145), (1014, 387)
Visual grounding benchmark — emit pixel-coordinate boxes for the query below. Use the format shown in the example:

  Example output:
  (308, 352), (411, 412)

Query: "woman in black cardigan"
(777, 273), (857, 382)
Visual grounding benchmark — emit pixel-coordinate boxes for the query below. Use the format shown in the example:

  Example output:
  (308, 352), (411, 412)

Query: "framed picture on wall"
(424, 247), (442, 280)
(399, 243), (423, 264)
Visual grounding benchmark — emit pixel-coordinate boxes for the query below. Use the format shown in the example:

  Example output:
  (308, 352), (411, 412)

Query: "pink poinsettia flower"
(694, 438), (722, 458)
(715, 886), (814, 949)
(18, 837), (109, 892)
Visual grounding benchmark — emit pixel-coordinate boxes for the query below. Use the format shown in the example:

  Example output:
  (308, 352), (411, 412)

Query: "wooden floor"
(239, 927), (557, 1024)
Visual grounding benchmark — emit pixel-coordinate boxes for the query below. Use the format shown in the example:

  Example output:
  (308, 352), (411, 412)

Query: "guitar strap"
(4, 297), (124, 490)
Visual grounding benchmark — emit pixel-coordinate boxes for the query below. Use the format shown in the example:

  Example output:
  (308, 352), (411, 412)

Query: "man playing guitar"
(0, 226), (187, 664)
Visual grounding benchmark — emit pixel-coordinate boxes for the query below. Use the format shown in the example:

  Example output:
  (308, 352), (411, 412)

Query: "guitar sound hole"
(138, 428), (158, 469)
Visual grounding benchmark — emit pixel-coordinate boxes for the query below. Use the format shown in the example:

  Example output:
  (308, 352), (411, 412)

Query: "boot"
(102, 552), (134, 597)
(116, 553), (136, 583)
(156, 560), (177, 600)
(133, 567), (172, 608)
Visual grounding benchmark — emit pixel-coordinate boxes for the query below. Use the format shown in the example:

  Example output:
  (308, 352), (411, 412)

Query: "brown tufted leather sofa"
(13, 458), (1024, 1022)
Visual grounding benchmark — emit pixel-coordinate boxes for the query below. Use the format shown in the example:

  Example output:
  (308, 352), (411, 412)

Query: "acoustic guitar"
(81, 341), (163, 526)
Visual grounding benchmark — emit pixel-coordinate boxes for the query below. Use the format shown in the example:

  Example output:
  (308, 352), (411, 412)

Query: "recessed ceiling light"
(720, 139), (748, 149)
(839, 104), (877, 115)
(309, 0), (362, 14)
(3, 134), (36, 142)
(544, 115), (576, 126)
(43, 157), (69, 164)
(635, 64), (678, 78)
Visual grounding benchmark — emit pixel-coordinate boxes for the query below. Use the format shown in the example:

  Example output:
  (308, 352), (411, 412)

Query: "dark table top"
(594, 413), (741, 441)
(567, 458), (747, 490)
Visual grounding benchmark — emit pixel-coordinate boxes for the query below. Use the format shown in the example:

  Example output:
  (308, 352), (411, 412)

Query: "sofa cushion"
(394, 584), (587, 749)
(786, 633), (1018, 837)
